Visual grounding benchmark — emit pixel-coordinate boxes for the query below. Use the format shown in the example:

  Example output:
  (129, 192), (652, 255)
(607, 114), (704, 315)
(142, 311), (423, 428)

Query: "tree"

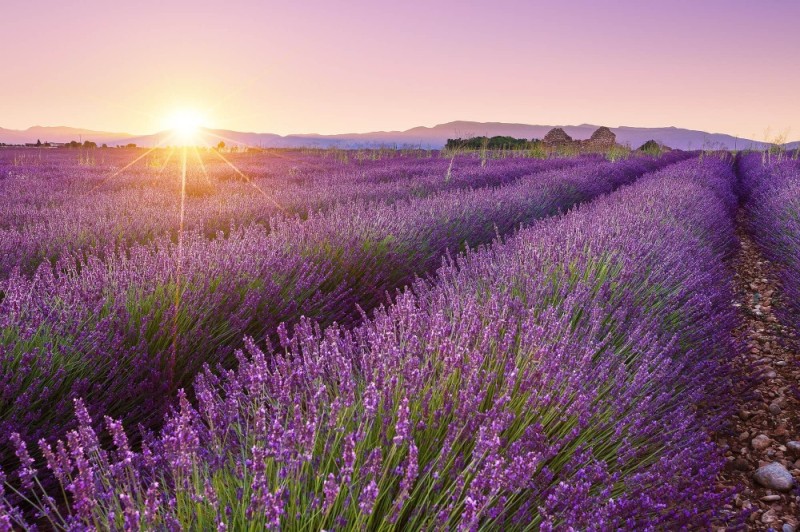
(637, 140), (663, 155)
(35, 139), (42, 147)
(216, 141), (226, 151)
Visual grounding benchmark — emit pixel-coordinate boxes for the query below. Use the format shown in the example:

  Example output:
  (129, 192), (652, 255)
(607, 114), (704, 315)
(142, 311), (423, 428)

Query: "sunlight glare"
(165, 109), (206, 145)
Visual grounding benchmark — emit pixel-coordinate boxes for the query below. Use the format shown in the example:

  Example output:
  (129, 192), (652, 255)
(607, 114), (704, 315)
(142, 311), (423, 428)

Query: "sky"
(1, 0), (799, 139)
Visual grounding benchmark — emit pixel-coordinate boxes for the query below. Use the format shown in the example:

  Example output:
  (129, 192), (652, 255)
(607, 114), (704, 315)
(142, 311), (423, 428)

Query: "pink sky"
(1, 0), (798, 139)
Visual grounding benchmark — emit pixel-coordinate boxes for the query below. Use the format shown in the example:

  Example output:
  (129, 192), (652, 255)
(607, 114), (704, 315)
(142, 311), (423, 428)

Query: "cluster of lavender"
(0, 151), (688, 465)
(0, 150), (580, 278)
(0, 156), (740, 529)
(736, 153), (800, 327)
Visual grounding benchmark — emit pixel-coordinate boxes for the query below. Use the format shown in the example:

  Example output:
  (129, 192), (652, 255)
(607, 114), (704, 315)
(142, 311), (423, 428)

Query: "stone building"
(543, 128), (574, 147)
(583, 127), (616, 152)
(542, 126), (618, 153)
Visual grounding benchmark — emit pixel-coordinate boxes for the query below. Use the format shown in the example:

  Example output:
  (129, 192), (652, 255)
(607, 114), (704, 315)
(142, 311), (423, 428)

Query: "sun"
(165, 109), (206, 145)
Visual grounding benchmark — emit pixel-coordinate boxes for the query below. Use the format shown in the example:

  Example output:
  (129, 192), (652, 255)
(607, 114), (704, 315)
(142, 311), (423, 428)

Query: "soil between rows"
(714, 211), (800, 530)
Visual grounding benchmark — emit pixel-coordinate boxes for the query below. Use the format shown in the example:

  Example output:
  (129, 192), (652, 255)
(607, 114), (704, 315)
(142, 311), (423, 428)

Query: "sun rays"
(169, 144), (189, 388)
(116, 131), (285, 389)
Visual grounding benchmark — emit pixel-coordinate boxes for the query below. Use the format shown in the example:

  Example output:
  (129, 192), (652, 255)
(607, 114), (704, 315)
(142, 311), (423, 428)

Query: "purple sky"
(1, 0), (799, 139)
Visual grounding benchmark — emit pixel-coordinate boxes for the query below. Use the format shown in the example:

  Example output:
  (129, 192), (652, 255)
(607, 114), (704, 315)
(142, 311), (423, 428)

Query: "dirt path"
(714, 212), (800, 530)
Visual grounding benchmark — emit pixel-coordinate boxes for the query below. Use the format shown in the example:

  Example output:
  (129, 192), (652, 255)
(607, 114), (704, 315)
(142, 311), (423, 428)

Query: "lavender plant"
(736, 153), (800, 328)
(0, 153), (688, 455)
(1, 156), (740, 529)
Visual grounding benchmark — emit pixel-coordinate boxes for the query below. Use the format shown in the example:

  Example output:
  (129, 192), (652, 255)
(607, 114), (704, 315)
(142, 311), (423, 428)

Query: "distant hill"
(0, 126), (136, 145)
(785, 141), (800, 151)
(1, 121), (795, 151)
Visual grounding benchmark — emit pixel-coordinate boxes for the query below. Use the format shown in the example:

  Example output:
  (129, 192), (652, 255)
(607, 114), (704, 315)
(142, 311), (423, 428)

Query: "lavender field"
(0, 147), (798, 530)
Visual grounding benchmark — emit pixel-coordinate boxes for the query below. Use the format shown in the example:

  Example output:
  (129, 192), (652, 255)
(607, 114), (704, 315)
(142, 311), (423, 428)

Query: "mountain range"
(2, 122), (797, 151)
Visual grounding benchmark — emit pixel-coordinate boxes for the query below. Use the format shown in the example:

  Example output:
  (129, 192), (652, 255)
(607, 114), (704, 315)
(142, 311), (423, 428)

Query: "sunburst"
(165, 109), (206, 146)
(86, 105), (288, 389)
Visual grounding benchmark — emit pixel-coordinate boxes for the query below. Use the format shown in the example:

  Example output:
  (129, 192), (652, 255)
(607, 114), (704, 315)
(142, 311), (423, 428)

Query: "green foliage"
(554, 143), (580, 157)
(528, 141), (548, 159)
(64, 140), (98, 149)
(445, 136), (540, 151)
(637, 140), (663, 156)
(605, 144), (631, 162)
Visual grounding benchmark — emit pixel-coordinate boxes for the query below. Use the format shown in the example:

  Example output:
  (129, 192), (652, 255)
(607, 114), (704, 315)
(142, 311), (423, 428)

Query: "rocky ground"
(714, 213), (800, 531)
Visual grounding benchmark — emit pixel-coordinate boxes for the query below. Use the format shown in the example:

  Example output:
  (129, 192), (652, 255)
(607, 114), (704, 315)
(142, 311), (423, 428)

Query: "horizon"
(4, 120), (799, 146)
(2, 0), (799, 140)
(2, 120), (798, 152)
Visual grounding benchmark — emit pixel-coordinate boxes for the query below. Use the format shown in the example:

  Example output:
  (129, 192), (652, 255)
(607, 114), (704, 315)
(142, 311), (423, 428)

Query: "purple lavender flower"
(323, 473), (339, 511)
(9, 434), (36, 491)
(358, 480), (379, 515)
(393, 396), (410, 446)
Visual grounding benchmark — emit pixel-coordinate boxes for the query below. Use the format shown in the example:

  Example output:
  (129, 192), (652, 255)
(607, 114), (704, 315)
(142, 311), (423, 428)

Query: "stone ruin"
(543, 128), (574, 146)
(584, 127), (616, 151)
(542, 126), (618, 153)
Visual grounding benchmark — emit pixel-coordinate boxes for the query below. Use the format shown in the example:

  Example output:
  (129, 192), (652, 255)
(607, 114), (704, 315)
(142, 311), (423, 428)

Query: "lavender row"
(736, 153), (800, 327)
(0, 155), (739, 529)
(0, 153), (688, 465)
(0, 149), (581, 277)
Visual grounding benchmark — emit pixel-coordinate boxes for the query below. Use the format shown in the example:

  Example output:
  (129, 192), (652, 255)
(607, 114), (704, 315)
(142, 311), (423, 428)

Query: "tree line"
(444, 136), (542, 151)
